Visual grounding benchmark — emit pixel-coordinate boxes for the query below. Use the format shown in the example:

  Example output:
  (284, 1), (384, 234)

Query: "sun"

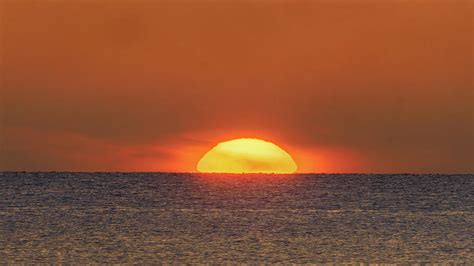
(197, 138), (297, 173)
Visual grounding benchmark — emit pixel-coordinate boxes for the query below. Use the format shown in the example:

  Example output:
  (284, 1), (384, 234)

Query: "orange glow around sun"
(197, 138), (297, 173)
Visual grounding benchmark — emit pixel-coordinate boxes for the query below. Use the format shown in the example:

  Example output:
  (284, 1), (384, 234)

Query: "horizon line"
(1, 171), (473, 175)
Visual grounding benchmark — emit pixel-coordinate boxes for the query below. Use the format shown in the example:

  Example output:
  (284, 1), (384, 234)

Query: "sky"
(1, 0), (473, 173)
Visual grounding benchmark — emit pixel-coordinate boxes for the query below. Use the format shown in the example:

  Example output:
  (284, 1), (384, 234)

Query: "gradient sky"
(1, 0), (473, 173)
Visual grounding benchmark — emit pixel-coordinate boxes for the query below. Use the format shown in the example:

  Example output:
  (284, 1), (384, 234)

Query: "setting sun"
(197, 138), (297, 173)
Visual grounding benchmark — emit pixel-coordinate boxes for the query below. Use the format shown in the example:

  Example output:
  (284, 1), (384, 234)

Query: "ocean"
(1, 172), (473, 264)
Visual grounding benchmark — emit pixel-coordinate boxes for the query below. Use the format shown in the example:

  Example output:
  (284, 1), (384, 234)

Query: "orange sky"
(1, 0), (473, 173)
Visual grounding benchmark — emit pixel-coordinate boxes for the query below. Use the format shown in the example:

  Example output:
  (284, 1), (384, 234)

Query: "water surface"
(1, 172), (473, 263)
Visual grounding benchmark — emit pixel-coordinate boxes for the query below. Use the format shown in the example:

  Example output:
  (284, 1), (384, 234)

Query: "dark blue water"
(1, 172), (473, 263)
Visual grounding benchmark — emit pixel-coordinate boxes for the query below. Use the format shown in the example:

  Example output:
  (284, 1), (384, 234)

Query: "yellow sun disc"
(197, 138), (297, 174)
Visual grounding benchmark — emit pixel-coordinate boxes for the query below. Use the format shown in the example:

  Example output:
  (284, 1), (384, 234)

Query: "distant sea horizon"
(2, 171), (473, 174)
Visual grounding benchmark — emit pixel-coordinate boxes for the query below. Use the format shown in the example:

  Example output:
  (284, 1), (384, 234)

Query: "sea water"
(1, 172), (473, 263)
